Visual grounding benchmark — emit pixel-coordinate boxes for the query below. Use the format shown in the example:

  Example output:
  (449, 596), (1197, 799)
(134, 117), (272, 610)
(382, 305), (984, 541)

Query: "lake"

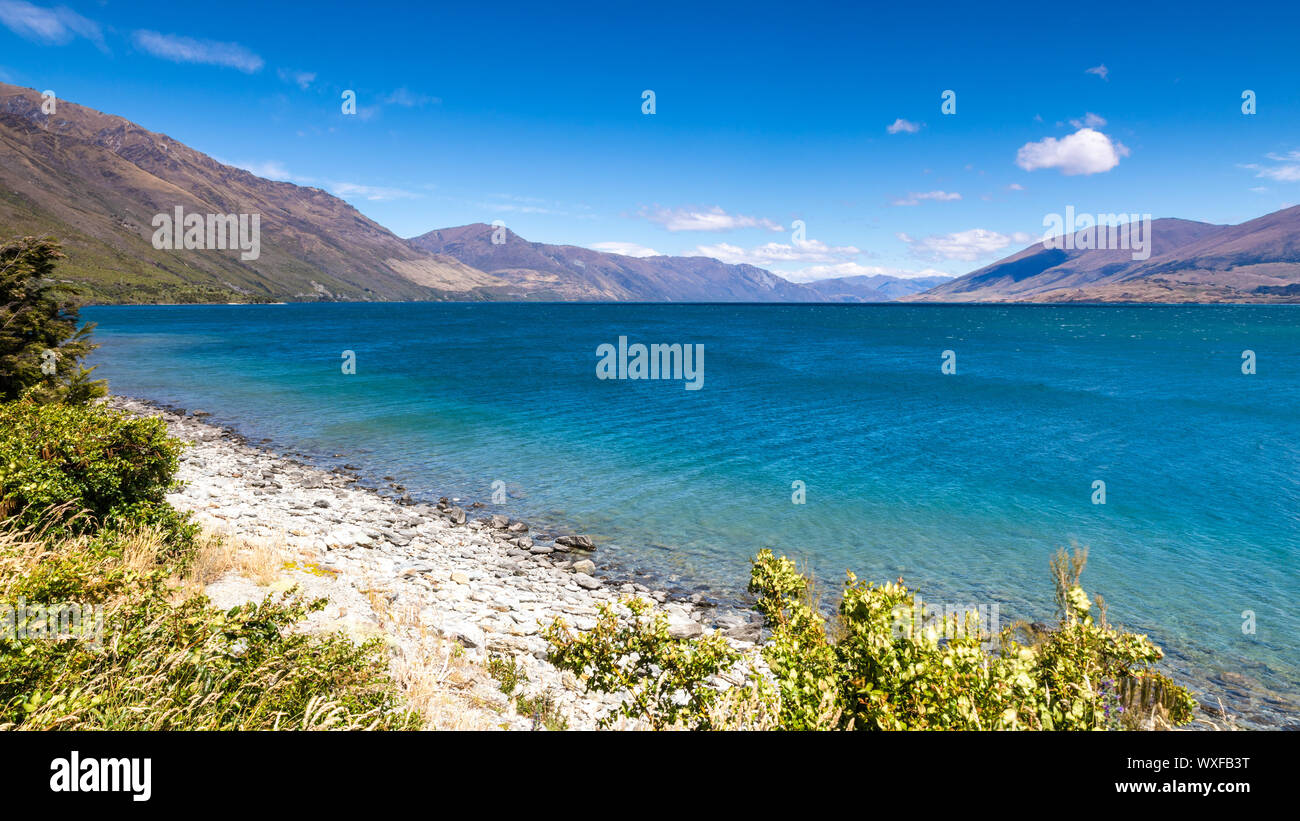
(83, 302), (1300, 725)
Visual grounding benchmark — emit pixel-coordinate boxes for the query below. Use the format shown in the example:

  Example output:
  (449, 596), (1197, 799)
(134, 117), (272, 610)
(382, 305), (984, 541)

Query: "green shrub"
(545, 595), (743, 729)
(545, 548), (1197, 731)
(0, 400), (195, 545)
(0, 394), (417, 731)
(0, 526), (417, 731)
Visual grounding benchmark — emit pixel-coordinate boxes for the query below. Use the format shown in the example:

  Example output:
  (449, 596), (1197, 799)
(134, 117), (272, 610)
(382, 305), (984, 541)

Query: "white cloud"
(226, 159), (418, 201)
(1007, 183), (1025, 191)
(131, 30), (263, 73)
(886, 118), (922, 134)
(891, 190), (962, 206)
(327, 182), (420, 201)
(278, 68), (316, 90)
(898, 228), (1033, 262)
(589, 242), (660, 258)
(1242, 150), (1300, 182)
(640, 206), (783, 233)
(234, 160), (295, 180)
(1085, 64), (1109, 81)
(384, 87), (441, 107)
(1015, 127), (1129, 175)
(692, 237), (861, 267)
(1069, 112), (1107, 129)
(0, 1), (104, 49)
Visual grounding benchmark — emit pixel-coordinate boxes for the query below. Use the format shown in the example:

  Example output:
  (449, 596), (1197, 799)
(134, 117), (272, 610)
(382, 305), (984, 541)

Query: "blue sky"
(2, 0), (1299, 280)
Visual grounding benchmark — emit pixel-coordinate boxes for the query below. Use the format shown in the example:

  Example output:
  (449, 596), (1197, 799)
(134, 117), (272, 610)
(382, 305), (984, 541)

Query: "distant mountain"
(408, 223), (824, 302)
(0, 82), (486, 303)
(802, 273), (954, 302)
(8, 82), (1293, 306)
(912, 210), (1300, 303)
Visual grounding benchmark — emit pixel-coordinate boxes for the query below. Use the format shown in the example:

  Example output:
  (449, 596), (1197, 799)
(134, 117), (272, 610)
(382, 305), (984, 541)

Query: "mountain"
(407, 223), (824, 301)
(0, 82), (488, 303)
(912, 210), (1300, 303)
(9, 82), (1294, 306)
(802, 273), (954, 302)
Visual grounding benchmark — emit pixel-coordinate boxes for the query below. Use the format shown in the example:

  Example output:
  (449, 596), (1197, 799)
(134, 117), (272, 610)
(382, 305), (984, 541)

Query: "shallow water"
(84, 302), (1300, 725)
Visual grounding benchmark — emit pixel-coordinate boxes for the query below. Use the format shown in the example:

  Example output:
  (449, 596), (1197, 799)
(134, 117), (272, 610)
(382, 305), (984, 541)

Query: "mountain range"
(911, 211), (1300, 303)
(2, 82), (1298, 304)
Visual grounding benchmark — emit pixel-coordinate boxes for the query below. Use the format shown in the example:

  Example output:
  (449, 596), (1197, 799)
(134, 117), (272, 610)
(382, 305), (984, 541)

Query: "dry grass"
(178, 528), (295, 591)
(80, 523), (557, 731)
(184, 530), (239, 587)
(369, 594), (516, 730)
(232, 534), (289, 586)
(1, 520), (418, 731)
(1192, 697), (1243, 731)
(178, 527), (519, 730)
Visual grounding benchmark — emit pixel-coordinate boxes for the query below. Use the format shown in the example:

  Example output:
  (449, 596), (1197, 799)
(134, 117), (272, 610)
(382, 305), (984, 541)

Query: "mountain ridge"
(407, 223), (947, 302)
(911, 211), (1300, 303)
(5, 81), (1295, 304)
(0, 82), (488, 303)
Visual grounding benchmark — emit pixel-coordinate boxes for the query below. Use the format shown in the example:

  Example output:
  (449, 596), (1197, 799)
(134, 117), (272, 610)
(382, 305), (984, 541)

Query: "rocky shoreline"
(109, 396), (762, 730)
(106, 396), (1299, 731)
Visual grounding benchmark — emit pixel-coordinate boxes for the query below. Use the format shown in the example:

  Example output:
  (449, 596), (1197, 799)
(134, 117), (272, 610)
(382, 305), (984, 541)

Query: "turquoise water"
(84, 303), (1300, 723)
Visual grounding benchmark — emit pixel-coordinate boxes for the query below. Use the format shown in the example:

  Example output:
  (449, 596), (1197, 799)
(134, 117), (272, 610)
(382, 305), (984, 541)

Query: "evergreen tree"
(0, 236), (106, 404)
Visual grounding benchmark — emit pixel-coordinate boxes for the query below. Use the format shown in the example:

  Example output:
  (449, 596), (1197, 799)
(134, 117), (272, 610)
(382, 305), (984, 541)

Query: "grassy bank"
(0, 400), (421, 730)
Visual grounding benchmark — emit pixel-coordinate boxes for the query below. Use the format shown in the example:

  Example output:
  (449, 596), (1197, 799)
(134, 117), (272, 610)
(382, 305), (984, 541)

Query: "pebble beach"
(109, 396), (763, 730)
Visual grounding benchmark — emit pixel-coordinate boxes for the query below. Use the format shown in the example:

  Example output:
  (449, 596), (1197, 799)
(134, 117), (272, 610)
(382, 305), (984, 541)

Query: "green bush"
(545, 595), (742, 730)
(0, 526), (417, 730)
(0, 400), (195, 544)
(0, 391), (418, 731)
(546, 548), (1197, 731)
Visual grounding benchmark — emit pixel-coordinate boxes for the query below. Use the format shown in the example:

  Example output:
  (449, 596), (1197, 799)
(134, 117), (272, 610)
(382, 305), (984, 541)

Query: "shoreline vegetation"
(0, 235), (1252, 730)
(2, 395), (1212, 730)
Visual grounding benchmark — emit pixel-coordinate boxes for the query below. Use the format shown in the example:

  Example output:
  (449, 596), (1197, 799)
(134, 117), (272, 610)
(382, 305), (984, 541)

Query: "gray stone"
(437, 620), (486, 649)
(555, 534), (596, 550)
(667, 618), (704, 640)
(572, 559), (596, 575)
(399, 563), (436, 577)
